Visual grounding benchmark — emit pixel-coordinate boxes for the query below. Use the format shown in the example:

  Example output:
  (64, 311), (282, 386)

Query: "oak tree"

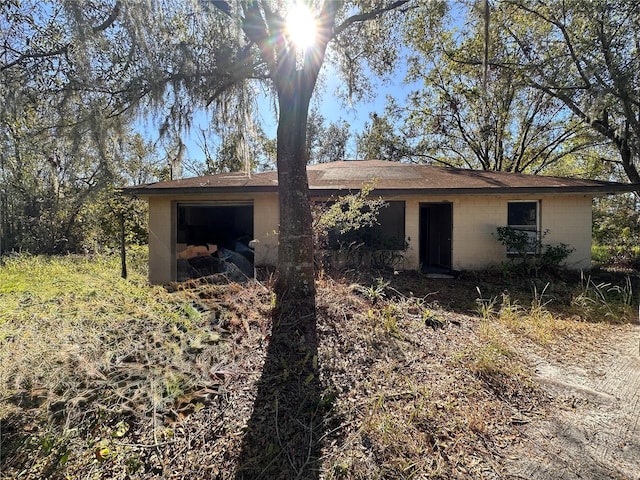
(69, 0), (416, 304)
(505, 0), (640, 185)
(399, 0), (594, 172)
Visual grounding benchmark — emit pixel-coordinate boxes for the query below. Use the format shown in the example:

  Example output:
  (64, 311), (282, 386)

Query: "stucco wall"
(146, 191), (593, 284)
(450, 195), (504, 270)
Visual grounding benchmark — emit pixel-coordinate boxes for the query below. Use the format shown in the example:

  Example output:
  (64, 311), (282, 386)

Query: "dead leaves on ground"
(2, 274), (553, 479)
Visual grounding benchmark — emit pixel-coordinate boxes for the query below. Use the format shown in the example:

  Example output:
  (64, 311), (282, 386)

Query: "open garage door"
(176, 202), (254, 281)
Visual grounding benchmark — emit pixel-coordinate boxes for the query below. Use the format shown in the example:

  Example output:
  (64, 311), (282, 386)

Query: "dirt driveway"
(506, 324), (640, 480)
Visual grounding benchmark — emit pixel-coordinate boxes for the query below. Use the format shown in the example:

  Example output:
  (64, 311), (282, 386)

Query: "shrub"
(313, 182), (407, 272)
(495, 227), (574, 277)
(591, 244), (640, 270)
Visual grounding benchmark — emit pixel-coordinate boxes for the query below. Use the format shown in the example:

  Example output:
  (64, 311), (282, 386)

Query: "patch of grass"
(496, 288), (558, 345)
(475, 287), (498, 321)
(379, 303), (401, 337)
(464, 312), (530, 395)
(592, 243), (640, 269)
(473, 334), (518, 378)
(473, 283), (612, 347)
(571, 272), (636, 323)
(592, 244), (612, 265)
(0, 250), (243, 479)
(359, 390), (441, 478)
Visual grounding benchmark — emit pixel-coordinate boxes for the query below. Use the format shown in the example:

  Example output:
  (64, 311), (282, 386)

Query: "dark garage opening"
(176, 203), (254, 281)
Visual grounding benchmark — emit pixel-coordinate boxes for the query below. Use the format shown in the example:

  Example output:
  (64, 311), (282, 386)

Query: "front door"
(419, 203), (452, 272)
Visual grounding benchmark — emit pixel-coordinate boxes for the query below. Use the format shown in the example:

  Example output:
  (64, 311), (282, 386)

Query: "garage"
(176, 202), (254, 281)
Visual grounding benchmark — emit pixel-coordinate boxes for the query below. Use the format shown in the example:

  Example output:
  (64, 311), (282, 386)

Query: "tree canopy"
(501, 0), (640, 185)
(400, 0), (595, 173)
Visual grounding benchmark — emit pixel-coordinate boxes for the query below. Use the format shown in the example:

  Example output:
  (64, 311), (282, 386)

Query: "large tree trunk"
(273, 72), (316, 303)
(619, 139), (640, 186)
(235, 69), (323, 480)
(236, 1), (341, 305)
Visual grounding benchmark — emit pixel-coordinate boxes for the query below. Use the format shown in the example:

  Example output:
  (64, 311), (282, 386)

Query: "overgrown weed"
(468, 304), (526, 390)
(474, 282), (612, 347)
(571, 272), (636, 323)
(0, 251), (258, 479)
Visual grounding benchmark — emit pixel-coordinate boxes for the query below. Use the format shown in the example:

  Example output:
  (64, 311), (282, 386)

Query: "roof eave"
(121, 185), (280, 196)
(121, 184), (638, 197)
(309, 185), (639, 197)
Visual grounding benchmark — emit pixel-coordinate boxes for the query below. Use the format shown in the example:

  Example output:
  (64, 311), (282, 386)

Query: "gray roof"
(123, 160), (638, 196)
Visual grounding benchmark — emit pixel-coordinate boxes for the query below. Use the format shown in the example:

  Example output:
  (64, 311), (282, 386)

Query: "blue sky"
(175, 57), (417, 168)
(313, 60), (416, 159)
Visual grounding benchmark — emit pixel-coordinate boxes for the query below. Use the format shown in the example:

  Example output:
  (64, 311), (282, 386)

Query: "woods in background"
(1, 1), (638, 259)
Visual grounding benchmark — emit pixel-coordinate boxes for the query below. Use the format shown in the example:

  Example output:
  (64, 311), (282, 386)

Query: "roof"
(123, 160), (638, 196)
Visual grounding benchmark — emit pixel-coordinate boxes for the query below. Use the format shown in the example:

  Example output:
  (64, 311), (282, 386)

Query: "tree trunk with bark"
(273, 73), (316, 303)
(261, 1), (340, 305)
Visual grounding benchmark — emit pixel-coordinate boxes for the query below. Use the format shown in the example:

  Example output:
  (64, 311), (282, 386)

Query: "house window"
(507, 201), (539, 254)
(327, 201), (406, 250)
(374, 201), (406, 250)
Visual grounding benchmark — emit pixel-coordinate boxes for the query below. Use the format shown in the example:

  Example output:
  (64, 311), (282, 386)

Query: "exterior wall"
(147, 191), (593, 283)
(394, 193), (593, 271)
(451, 195), (512, 270)
(404, 196), (420, 269)
(252, 193), (280, 266)
(148, 196), (174, 285)
(146, 193), (279, 284)
(450, 194), (592, 271)
(540, 195), (593, 270)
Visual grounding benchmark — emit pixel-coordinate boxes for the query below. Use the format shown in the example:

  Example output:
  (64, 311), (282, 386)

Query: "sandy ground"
(505, 324), (640, 480)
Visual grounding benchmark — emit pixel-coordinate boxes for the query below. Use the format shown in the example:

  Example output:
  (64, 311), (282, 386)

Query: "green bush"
(495, 227), (574, 276)
(591, 244), (640, 269)
(313, 182), (407, 272)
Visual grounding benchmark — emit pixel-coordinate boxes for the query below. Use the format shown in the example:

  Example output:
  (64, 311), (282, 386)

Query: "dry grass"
(0, 252), (263, 478)
(0, 252), (636, 479)
(315, 278), (545, 479)
(0, 253), (227, 419)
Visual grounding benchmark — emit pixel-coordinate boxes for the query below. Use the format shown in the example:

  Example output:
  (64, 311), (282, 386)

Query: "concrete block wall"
(148, 196), (173, 285)
(146, 192), (594, 284)
(402, 193), (592, 271)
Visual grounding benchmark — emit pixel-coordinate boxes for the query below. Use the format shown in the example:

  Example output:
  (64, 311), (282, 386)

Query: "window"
(507, 201), (539, 254)
(373, 201), (406, 250)
(326, 201), (406, 250)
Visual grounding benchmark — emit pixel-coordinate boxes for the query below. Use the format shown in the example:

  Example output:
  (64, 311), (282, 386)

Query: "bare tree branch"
(92, 0), (121, 33)
(333, 0), (413, 37)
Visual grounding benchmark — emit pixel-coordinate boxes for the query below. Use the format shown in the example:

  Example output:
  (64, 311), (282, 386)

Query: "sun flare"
(285, 3), (317, 49)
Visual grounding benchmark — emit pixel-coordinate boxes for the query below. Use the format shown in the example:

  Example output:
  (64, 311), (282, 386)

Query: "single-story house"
(123, 160), (638, 284)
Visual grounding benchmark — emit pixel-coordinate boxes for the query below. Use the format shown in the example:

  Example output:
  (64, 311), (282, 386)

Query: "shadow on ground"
(235, 299), (326, 480)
